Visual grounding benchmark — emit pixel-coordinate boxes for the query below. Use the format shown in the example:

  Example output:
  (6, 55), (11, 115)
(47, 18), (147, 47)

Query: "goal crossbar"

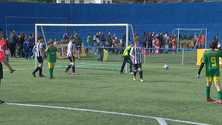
(34, 23), (134, 73)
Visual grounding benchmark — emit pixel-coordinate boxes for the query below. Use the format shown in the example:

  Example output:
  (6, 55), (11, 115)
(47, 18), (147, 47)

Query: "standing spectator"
(63, 31), (70, 41)
(152, 32), (155, 37)
(182, 32), (187, 40)
(188, 33), (193, 40)
(141, 32), (147, 54)
(23, 37), (31, 60)
(195, 35), (201, 49)
(54, 39), (58, 45)
(93, 32), (98, 54)
(31, 35), (45, 77)
(113, 34), (117, 40)
(8, 30), (18, 57)
(100, 32), (106, 46)
(0, 35), (10, 62)
(130, 39), (143, 82)
(64, 36), (78, 75)
(147, 32), (153, 54)
(214, 33), (219, 43)
(164, 32), (169, 54)
(200, 33), (206, 49)
(172, 36), (177, 54)
(75, 35), (82, 60)
(86, 34), (92, 54)
(141, 32), (147, 48)
(17, 32), (25, 57)
(74, 30), (78, 37)
(193, 32), (198, 48)
(157, 32), (164, 54)
(107, 32), (112, 52)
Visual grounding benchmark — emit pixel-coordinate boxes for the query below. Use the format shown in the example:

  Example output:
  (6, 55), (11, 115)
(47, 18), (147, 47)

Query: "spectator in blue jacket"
(23, 37), (31, 60)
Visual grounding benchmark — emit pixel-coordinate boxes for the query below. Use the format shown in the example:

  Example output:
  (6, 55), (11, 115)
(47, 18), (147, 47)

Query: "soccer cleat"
(129, 72), (133, 75)
(31, 72), (36, 78)
(140, 79), (144, 82)
(72, 72), (78, 75)
(205, 98), (215, 102)
(64, 70), (70, 74)
(39, 75), (46, 77)
(133, 77), (136, 81)
(0, 100), (5, 104)
(49, 76), (53, 79)
(214, 100), (222, 104)
(119, 72), (126, 74)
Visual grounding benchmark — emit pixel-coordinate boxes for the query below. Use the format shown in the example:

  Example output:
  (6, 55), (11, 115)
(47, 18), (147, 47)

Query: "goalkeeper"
(120, 41), (134, 74)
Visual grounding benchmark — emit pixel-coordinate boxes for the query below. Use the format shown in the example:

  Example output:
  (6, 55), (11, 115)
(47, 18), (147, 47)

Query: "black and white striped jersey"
(130, 46), (143, 64)
(35, 42), (43, 57)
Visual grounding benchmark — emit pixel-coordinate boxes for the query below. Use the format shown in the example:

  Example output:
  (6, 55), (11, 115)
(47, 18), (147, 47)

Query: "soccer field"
(0, 51), (221, 125)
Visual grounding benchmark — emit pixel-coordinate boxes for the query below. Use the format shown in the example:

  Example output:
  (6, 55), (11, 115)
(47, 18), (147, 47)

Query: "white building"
(57, 0), (112, 4)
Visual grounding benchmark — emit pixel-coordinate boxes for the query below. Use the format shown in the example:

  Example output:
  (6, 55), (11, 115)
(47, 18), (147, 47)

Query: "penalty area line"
(5, 103), (210, 125)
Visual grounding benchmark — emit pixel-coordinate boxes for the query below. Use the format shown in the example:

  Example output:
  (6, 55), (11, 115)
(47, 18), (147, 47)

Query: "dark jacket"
(8, 33), (18, 45)
(75, 38), (82, 46)
(17, 36), (25, 48)
(141, 33), (147, 43)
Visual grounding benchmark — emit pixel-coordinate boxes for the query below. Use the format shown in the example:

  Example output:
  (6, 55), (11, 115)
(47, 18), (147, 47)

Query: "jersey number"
(211, 57), (217, 66)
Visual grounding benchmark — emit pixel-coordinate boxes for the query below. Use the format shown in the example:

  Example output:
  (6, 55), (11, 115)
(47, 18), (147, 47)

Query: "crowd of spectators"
(1, 29), (219, 62)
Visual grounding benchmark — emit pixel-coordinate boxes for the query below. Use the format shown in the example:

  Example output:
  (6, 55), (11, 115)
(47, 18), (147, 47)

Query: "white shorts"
(5, 50), (10, 55)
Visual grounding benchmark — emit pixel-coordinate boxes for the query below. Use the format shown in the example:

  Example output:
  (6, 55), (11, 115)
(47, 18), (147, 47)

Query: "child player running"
(64, 36), (78, 75)
(31, 35), (45, 77)
(0, 28), (14, 104)
(45, 39), (57, 79)
(120, 41), (134, 74)
(130, 39), (144, 82)
(197, 40), (222, 103)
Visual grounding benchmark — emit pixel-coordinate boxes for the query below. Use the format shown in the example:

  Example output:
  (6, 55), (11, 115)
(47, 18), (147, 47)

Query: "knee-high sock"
(139, 71), (143, 79)
(33, 67), (40, 74)
(134, 71), (137, 77)
(206, 86), (210, 98)
(39, 67), (42, 75)
(66, 64), (72, 71)
(72, 65), (75, 73)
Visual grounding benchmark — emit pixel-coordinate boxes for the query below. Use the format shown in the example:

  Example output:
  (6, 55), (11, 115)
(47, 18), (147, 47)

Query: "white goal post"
(172, 28), (207, 53)
(35, 23), (134, 73)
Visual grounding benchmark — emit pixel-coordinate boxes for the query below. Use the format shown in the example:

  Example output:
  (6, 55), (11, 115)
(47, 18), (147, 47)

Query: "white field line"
(5, 103), (210, 125)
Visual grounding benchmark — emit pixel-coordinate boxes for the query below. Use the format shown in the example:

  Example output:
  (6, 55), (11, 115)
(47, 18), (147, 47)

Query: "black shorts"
(0, 63), (3, 79)
(68, 56), (75, 62)
(134, 63), (142, 70)
(37, 57), (43, 63)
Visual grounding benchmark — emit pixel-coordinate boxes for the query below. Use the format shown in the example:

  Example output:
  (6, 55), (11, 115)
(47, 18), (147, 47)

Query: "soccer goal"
(172, 28), (207, 51)
(35, 23), (134, 73)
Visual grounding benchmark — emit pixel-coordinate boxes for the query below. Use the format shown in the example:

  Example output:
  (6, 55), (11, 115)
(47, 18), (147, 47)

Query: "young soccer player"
(65, 36), (78, 75)
(0, 35), (10, 62)
(171, 36), (177, 54)
(0, 28), (14, 104)
(23, 37), (31, 60)
(130, 39), (144, 82)
(197, 40), (222, 103)
(45, 40), (57, 79)
(31, 35), (45, 77)
(120, 41), (134, 74)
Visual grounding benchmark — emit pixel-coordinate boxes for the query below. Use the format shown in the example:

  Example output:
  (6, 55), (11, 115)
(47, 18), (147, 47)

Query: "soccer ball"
(164, 65), (169, 70)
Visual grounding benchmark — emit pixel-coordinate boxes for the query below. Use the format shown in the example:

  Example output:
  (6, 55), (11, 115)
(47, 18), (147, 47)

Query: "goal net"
(172, 28), (207, 50)
(35, 23), (134, 73)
